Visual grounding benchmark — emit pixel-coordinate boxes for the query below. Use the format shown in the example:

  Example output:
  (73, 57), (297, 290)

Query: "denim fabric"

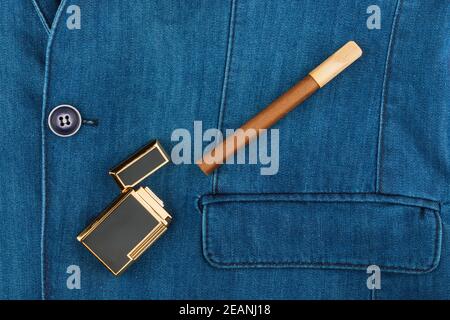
(0, 0), (449, 299)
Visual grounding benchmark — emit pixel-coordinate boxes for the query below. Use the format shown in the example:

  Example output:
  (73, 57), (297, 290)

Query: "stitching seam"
(199, 192), (440, 211)
(375, 0), (403, 192)
(31, 0), (51, 35)
(40, 0), (68, 301)
(212, 0), (237, 194)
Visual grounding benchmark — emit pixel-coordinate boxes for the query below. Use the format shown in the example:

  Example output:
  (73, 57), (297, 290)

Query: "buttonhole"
(82, 119), (99, 127)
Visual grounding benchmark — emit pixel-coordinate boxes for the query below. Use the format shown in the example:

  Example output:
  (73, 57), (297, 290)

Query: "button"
(48, 105), (82, 137)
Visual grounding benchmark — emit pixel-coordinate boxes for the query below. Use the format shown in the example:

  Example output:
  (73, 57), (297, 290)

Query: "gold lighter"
(77, 140), (171, 276)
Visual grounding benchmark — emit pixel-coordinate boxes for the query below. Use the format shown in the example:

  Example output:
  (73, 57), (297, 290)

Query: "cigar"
(197, 41), (363, 175)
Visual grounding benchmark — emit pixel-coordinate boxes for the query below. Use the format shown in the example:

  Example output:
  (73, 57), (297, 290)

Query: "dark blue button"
(48, 105), (82, 137)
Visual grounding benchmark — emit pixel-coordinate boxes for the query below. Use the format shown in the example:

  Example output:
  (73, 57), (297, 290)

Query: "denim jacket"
(0, 0), (449, 299)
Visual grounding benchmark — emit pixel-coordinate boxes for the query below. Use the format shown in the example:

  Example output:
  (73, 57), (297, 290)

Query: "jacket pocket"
(199, 193), (442, 274)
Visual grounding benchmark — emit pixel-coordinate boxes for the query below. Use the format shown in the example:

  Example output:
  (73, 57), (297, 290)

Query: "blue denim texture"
(0, 0), (449, 299)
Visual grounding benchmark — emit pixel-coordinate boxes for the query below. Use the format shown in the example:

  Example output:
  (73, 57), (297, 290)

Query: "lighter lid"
(109, 140), (170, 190)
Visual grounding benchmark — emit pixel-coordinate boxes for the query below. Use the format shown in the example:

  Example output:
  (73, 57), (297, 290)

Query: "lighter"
(77, 140), (171, 276)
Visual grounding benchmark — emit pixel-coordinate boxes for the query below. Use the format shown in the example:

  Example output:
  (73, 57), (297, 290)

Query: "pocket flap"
(200, 193), (442, 274)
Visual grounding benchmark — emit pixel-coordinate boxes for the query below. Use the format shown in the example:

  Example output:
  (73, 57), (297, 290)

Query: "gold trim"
(144, 187), (164, 207)
(128, 188), (171, 259)
(138, 187), (171, 222)
(80, 240), (133, 276)
(128, 224), (167, 260)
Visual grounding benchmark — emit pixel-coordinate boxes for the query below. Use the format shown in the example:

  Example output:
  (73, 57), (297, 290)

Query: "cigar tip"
(346, 41), (363, 59)
(309, 40), (363, 88)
